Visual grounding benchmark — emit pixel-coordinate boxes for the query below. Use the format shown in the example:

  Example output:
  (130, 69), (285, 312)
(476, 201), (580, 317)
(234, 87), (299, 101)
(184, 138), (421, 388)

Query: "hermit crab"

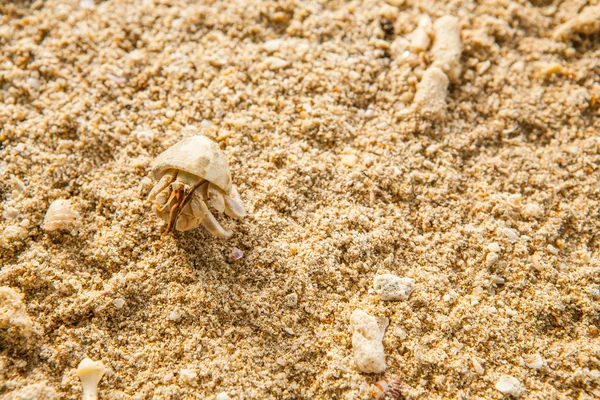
(148, 135), (246, 238)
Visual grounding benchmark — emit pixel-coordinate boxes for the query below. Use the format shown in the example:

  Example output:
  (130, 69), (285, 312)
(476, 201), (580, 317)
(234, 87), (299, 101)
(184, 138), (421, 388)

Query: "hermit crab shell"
(151, 136), (232, 194)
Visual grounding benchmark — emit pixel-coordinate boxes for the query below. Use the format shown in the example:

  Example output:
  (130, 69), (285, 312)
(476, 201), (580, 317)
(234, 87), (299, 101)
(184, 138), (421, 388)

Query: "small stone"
(2, 206), (19, 220)
(168, 309), (182, 321)
(80, 0), (95, 9)
(135, 130), (154, 145)
(340, 154), (358, 167)
(26, 78), (41, 90)
(524, 354), (544, 369)
(488, 242), (501, 252)
(373, 274), (414, 301)
(179, 369), (197, 383)
(264, 57), (290, 70)
(495, 375), (521, 396)
(216, 392), (231, 400)
(112, 298), (125, 309)
(350, 309), (388, 373)
(502, 227), (519, 242)
(263, 39), (282, 53)
(547, 244), (559, 255)
(285, 293), (298, 307)
(472, 357), (484, 375)
(522, 202), (541, 219)
(486, 252), (499, 266)
(230, 247), (244, 262)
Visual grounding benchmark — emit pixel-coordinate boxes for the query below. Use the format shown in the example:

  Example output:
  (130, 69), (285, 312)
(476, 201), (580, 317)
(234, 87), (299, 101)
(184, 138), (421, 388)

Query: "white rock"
(350, 309), (388, 373)
(10, 383), (58, 400)
(2, 206), (19, 220)
(112, 298), (125, 309)
(486, 252), (499, 266)
(373, 274), (415, 301)
(285, 293), (298, 307)
(135, 130), (154, 145)
(26, 77), (41, 90)
(524, 354), (544, 369)
(264, 57), (290, 70)
(263, 39), (282, 53)
(80, 0), (95, 9)
(216, 393), (231, 400)
(488, 242), (501, 252)
(522, 202), (541, 219)
(502, 228), (520, 242)
(179, 369), (197, 383)
(495, 375), (521, 396)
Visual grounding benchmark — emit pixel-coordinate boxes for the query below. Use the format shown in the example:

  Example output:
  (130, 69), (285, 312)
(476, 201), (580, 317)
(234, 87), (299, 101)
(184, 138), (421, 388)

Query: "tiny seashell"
(230, 247), (244, 262)
(42, 199), (80, 232)
(371, 378), (403, 400)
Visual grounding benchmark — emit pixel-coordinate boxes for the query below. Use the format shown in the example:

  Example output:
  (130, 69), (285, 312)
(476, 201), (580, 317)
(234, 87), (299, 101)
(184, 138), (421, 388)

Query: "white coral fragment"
(408, 15), (432, 52)
(413, 67), (449, 115)
(350, 309), (388, 373)
(42, 199), (80, 232)
(373, 274), (414, 301)
(76, 357), (106, 400)
(0, 286), (34, 340)
(431, 15), (463, 82)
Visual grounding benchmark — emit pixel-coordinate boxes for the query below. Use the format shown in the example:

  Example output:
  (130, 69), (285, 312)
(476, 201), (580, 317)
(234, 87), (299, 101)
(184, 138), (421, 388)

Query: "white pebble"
(488, 243), (501, 252)
(216, 393), (231, 400)
(3, 225), (28, 240)
(471, 357), (484, 375)
(547, 244), (559, 255)
(413, 67), (449, 115)
(431, 15), (463, 82)
(112, 298), (125, 309)
(502, 227), (520, 242)
(524, 354), (544, 369)
(350, 309), (388, 373)
(486, 252), (499, 266)
(26, 78), (41, 90)
(262, 39), (282, 53)
(179, 369), (197, 383)
(264, 56), (290, 70)
(230, 247), (244, 262)
(495, 375), (521, 396)
(200, 119), (213, 128)
(373, 274), (415, 301)
(135, 130), (154, 145)
(168, 309), (182, 321)
(522, 202), (541, 219)
(80, 0), (95, 9)
(2, 206), (19, 220)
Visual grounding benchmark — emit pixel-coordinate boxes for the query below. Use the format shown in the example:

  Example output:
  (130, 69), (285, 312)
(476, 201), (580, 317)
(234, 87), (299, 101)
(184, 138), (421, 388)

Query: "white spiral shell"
(42, 199), (80, 232)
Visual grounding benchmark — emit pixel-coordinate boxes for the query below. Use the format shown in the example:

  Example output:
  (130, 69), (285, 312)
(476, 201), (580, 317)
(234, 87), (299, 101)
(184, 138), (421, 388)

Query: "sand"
(1, 0), (599, 399)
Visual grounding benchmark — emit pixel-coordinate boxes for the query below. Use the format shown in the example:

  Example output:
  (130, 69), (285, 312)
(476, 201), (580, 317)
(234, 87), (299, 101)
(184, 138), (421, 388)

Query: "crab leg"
(148, 170), (177, 201)
(224, 185), (246, 219)
(207, 183), (226, 213)
(190, 195), (232, 238)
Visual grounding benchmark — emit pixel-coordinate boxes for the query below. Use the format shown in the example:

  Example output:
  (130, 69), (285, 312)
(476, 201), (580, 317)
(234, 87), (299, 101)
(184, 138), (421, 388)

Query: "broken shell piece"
(371, 378), (403, 400)
(42, 199), (80, 232)
(350, 309), (388, 373)
(149, 136), (246, 237)
(431, 15), (463, 82)
(76, 357), (106, 400)
(413, 67), (449, 115)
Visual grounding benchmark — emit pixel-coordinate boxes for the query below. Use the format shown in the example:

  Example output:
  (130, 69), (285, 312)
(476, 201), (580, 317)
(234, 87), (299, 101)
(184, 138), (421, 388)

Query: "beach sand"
(1, 0), (599, 398)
